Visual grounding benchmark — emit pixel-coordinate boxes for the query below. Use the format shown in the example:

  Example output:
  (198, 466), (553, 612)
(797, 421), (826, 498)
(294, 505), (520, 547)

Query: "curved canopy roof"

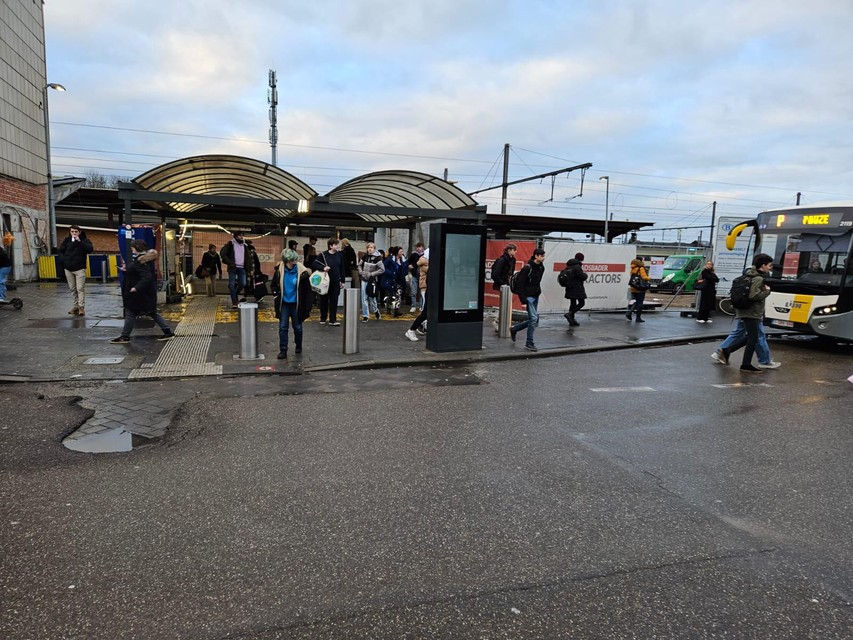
(327, 170), (478, 223)
(133, 154), (317, 218)
(129, 156), (480, 222)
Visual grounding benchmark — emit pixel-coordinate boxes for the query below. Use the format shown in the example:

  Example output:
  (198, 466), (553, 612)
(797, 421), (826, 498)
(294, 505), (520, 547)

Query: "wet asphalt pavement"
(1, 336), (852, 638)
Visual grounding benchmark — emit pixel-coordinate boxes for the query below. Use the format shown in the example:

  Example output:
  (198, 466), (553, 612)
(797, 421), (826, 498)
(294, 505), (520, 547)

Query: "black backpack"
(729, 274), (754, 309)
(510, 269), (523, 294)
(557, 266), (572, 287)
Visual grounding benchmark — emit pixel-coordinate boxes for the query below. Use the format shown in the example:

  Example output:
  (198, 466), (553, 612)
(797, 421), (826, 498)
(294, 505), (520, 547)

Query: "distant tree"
(84, 171), (133, 188)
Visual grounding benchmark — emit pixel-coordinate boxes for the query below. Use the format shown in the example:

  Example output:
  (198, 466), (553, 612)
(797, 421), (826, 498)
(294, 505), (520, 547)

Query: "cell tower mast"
(268, 69), (278, 166)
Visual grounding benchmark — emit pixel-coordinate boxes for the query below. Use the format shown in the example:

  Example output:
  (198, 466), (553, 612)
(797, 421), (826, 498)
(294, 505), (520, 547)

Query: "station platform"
(0, 282), (734, 383)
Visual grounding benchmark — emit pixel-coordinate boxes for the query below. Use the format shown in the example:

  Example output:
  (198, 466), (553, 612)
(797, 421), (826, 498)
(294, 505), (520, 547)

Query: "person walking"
(562, 252), (588, 327)
(272, 248), (312, 360)
(712, 319), (780, 369)
(358, 242), (385, 322)
(404, 249), (430, 341)
(627, 258), (651, 322)
(220, 231), (248, 309)
(313, 238), (346, 326)
(0, 244), (11, 304)
(510, 247), (546, 352)
(695, 260), (719, 323)
(110, 239), (174, 343)
(712, 253), (774, 373)
(58, 224), (93, 316)
(198, 244), (222, 297)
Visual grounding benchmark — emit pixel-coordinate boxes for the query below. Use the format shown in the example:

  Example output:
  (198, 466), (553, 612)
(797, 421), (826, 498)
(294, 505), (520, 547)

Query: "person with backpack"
(714, 253), (774, 373)
(626, 258), (651, 322)
(561, 252), (588, 327)
(491, 243), (517, 291)
(509, 247), (546, 352)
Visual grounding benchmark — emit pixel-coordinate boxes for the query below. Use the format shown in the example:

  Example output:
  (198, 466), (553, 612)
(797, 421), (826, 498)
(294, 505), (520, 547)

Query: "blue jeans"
(719, 319), (771, 364)
(511, 296), (539, 345)
(0, 265), (10, 300)
(361, 281), (379, 317)
(228, 268), (246, 304)
(278, 301), (302, 352)
(121, 308), (172, 338)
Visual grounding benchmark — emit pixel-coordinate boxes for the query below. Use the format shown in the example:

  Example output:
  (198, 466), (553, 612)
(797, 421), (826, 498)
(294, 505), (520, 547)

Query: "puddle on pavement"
(63, 428), (133, 453)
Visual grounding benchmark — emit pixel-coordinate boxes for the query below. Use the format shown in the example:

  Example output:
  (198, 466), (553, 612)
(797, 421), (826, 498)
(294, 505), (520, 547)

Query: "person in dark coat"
(110, 239), (174, 343)
(198, 244), (222, 297)
(510, 248), (546, 351)
(313, 237), (346, 325)
(562, 252), (589, 327)
(380, 246), (407, 317)
(57, 224), (93, 315)
(220, 231), (248, 309)
(340, 238), (358, 288)
(695, 260), (719, 323)
(490, 243), (517, 291)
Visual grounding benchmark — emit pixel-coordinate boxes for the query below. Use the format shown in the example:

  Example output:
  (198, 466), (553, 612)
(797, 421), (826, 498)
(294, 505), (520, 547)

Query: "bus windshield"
(760, 230), (853, 288)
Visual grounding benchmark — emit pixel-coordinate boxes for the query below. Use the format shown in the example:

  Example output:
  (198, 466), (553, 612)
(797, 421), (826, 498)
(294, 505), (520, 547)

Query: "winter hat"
(575, 252), (585, 261)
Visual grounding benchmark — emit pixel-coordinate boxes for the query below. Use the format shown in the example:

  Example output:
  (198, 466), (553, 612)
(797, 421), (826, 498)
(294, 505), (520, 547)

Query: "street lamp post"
(599, 175), (610, 243)
(43, 82), (66, 251)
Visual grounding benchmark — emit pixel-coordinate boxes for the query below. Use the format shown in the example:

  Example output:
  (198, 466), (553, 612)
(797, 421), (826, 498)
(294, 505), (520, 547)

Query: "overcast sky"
(43, 0), (853, 241)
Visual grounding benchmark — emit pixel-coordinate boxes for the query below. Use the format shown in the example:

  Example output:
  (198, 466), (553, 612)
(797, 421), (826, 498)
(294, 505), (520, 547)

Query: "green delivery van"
(652, 254), (705, 293)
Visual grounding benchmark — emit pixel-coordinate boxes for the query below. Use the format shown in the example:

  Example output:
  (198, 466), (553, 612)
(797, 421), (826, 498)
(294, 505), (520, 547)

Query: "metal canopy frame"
(122, 155), (486, 227)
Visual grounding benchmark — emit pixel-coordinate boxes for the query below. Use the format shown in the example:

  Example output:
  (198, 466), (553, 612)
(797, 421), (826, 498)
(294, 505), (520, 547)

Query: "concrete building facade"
(1, 0), (49, 281)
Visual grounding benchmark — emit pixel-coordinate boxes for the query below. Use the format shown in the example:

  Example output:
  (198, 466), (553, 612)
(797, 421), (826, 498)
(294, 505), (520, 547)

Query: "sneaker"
(77, 307), (85, 316)
(110, 336), (130, 344)
(319, 321), (327, 325)
(329, 321), (341, 326)
(0, 298), (8, 304)
(156, 333), (174, 341)
(510, 328), (517, 342)
(277, 351), (287, 360)
(525, 343), (538, 352)
(409, 307), (418, 314)
(756, 361), (781, 369)
(696, 319), (706, 323)
(706, 319), (713, 324)
(362, 317), (369, 323)
(635, 318), (645, 323)
(405, 329), (419, 342)
(626, 312), (632, 320)
(711, 349), (730, 365)
(68, 307), (79, 315)
(374, 311), (380, 320)
(740, 364), (764, 373)
(231, 304), (239, 310)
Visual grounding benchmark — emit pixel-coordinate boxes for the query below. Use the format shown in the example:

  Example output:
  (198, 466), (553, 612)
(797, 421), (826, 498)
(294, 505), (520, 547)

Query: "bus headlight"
(814, 305), (838, 315)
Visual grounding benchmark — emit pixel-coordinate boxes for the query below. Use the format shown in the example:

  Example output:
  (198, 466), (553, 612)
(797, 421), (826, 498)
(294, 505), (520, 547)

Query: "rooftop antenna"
(268, 69), (278, 166)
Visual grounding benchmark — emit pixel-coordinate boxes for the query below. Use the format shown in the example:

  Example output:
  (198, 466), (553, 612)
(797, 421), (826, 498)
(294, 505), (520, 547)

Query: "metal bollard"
(498, 284), (513, 338)
(342, 287), (359, 354)
(101, 257), (108, 283)
(237, 302), (261, 360)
